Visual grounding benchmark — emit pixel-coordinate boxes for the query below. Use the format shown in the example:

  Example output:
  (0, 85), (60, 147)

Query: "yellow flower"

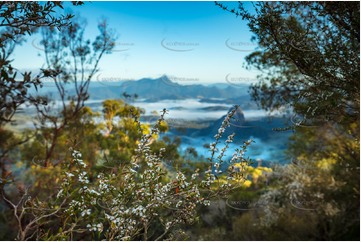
(242, 180), (252, 188)
(316, 158), (336, 170)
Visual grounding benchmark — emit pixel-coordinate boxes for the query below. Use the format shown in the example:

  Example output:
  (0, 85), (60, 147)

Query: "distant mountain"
(32, 75), (253, 102)
(118, 76), (245, 101)
(83, 75), (247, 101)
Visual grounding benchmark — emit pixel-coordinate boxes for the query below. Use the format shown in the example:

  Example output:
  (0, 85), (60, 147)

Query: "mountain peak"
(86, 75), (244, 100)
(157, 75), (173, 84)
(159, 74), (171, 81)
(136, 75), (175, 85)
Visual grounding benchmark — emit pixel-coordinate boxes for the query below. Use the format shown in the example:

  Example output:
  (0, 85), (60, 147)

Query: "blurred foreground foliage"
(207, 1), (359, 240)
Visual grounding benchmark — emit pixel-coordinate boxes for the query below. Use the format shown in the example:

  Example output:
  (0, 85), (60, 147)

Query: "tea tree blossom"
(5, 106), (253, 240)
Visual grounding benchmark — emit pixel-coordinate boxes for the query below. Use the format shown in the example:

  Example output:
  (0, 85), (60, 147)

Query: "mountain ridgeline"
(83, 76), (248, 101)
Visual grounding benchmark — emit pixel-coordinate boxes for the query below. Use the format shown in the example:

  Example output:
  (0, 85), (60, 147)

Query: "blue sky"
(12, 1), (260, 84)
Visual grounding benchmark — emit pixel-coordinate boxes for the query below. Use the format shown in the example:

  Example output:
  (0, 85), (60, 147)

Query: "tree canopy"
(217, 1), (359, 128)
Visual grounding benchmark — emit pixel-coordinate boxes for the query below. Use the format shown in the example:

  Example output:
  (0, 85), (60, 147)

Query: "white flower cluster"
(51, 107), (252, 240)
(205, 107), (254, 191)
(72, 150), (87, 168)
(87, 223), (103, 232)
(57, 150), (101, 223)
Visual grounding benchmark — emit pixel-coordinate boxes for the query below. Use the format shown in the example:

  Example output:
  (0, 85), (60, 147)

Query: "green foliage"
(0, 1), (80, 126)
(31, 17), (117, 166)
(218, 1), (359, 128)
(0, 0), (79, 187)
(1, 106), (254, 240)
(214, 1), (359, 240)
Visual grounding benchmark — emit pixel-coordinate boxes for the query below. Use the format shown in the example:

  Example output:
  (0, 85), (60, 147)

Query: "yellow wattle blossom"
(242, 180), (252, 188)
(316, 158), (337, 170)
(233, 162), (273, 187)
(259, 167), (273, 173)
